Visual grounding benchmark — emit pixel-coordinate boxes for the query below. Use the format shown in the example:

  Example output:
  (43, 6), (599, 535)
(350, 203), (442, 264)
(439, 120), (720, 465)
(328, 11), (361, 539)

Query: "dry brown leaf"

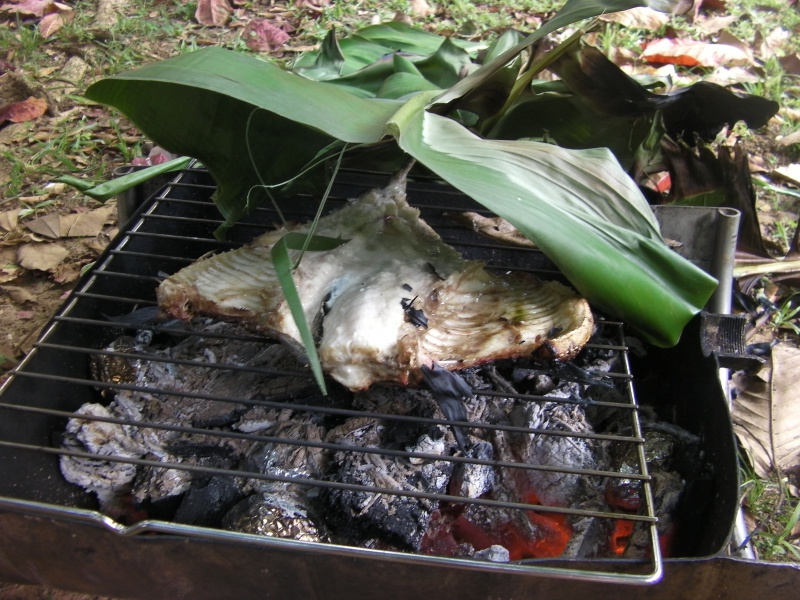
(242, 19), (291, 52)
(600, 7), (668, 29)
(83, 236), (110, 255)
(410, 0), (432, 17)
(0, 266), (22, 283)
(0, 210), (19, 232)
(732, 344), (800, 478)
(195, 0), (231, 26)
(696, 14), (738, 34)
(776, 131), (800, 148)
(1, 285), (37, 304)
(716, 30), (753, 57)
(295, 0), (330, 12)
(52, 262), (82, 284)
(16, 242), (69, 271)
(0, 96), (47, 125)
(39, 8), (71, 38)
(642, 38), (753, 68)
(772, 163), (800, 186)
(780, 53), (800, 77)
(0, 246), (21, 283)
(705, 66), (762, 87)
(25, 213), (60, 239)
(759, 27), (791, 61)
(0, 0), (51, 17)
(59, 204), (116, 238)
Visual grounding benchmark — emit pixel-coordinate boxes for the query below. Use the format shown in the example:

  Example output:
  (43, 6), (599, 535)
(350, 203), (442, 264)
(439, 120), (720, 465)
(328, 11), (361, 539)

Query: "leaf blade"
(388, 95), (716, 346)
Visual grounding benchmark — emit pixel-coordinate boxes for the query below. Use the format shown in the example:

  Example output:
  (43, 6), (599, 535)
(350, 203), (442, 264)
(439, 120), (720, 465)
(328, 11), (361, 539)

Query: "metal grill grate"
(0, 166), (662, 584)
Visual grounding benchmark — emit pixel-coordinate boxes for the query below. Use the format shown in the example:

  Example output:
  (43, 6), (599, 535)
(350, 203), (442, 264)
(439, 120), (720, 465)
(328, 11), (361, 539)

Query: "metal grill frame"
(0, 166), (668, 584)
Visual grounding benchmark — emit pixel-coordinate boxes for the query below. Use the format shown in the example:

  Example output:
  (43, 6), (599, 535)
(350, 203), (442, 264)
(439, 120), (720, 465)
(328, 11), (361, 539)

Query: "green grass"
(740, 458), (800, 561)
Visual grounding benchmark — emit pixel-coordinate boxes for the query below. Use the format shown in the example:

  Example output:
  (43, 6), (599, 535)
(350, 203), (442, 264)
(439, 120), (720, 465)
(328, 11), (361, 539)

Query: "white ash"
(60, 319), (692, 561)
(449, 439), (496, 499)
(474, 545), (510, 563)
(61, 322), (312, 511)
(321, 385), (457, 550)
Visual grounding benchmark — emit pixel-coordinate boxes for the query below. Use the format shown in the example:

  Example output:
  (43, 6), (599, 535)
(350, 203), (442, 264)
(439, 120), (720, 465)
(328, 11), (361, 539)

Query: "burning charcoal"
(324, 406), (452, 550)
(512, 368), (557, 395)
(234, 406), (280, 434)
(421, 496), (573, 561)
(605, 424), (699, 558)
(242, 417), (328, 497)
(449, 439), (495, 499)
(174, 475), (245, 526)
(64, 323), (319, 514)
(505, 401), (599, 508)
(223, 492), (324, 542)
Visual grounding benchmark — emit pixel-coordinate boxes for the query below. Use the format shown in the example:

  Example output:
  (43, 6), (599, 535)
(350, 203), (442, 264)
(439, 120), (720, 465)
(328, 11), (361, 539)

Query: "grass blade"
(270, 232), (349, 394)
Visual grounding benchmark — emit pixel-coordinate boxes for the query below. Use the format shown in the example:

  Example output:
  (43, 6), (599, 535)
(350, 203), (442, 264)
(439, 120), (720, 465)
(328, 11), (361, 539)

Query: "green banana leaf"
(387, 92), (716, 346)
(431, 0), (691, 113)
(86, 49), (406, 232)
(83, 0), (718, 348)
(293, 21), (485, 79)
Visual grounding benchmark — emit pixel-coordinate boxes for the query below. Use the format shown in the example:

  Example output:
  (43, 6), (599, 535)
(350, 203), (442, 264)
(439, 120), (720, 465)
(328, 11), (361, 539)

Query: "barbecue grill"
(0, 165), (775, 599)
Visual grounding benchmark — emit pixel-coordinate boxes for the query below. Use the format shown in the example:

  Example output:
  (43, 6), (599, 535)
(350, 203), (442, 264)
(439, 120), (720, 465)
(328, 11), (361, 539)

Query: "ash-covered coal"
(322, 385), (457, 550)
(60, 318), (700, 562)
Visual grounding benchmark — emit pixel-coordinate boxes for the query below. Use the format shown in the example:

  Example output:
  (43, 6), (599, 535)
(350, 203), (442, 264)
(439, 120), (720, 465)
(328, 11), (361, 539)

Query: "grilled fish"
(158, 173), (593, 391)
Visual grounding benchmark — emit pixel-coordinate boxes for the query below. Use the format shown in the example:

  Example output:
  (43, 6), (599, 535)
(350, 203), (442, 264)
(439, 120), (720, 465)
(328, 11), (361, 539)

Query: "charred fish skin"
(157, 174), (594, 391)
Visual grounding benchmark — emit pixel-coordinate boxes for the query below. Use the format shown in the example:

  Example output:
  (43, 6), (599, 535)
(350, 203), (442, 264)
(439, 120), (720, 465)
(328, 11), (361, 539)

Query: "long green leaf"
(271, 232), (350, 394)
(293, 21), (484, 76)
(431, 0), (689, 112)
(387, 93), (716, 346)
(57, 156), (192, 202)
(86, 48), (405, 234)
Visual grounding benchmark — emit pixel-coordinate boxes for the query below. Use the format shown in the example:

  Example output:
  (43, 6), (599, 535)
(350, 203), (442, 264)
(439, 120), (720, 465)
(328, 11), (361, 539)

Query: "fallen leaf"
(1, 285), (37, 304)
(772, 163), (800, 186)
(716, 30), (752, 57)
(759, 27), (791, 61)
(59, 204), (116, 238)
(776, 132), (800, 149)
(600, 7), (668, 29)
(696, 14), (738, 35)
(410, 0), (432, 17)
(295, 0), (330, 12)
(131, 146), (176, 166)
(0, 265), (22, 283)
(704, 66), (762, 87)
(195, 0), (231, 26)
(0, 229), (34, 246)
(16, 242), (69, 271)
(732, 344), (800, 478)
(83, 234), (111, 255)
(0, 209), (19, 232)
(52, 261), (82, 284)
(0, 0), (52, 17)
(779, 53), (800, 77)
(242, 18), (290, 52)
(0, 344), (19, 369)
(25, 213), (60, 239)
(0, 246), (21, 283)
(39, 9), (70, 38)
(642, 38), (752, 68)
(0, 96), (48, 125)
